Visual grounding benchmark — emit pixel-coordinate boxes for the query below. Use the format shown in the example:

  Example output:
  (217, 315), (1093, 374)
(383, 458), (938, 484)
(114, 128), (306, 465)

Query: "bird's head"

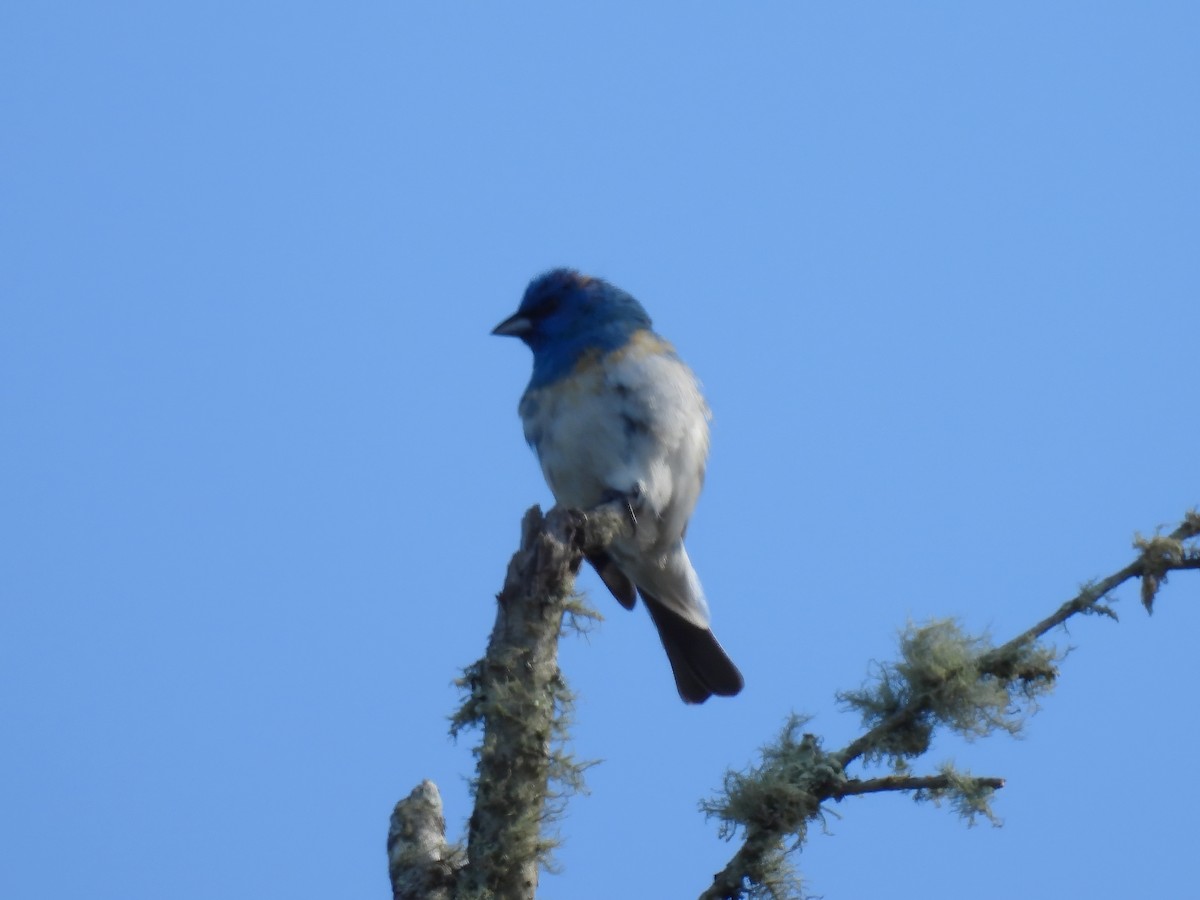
(493, 269), (653, 386)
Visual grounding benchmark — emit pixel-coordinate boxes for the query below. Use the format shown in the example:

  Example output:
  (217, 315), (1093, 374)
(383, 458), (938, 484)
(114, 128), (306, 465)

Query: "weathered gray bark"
(387, 780), (455, 900)
(388, 503), (626, 900)
(456, 504), (623, 898)
(458, 507), (572, 897)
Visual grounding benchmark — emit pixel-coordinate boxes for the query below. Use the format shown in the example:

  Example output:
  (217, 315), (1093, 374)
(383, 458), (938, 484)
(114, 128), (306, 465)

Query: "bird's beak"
(491, 313), (532, 337)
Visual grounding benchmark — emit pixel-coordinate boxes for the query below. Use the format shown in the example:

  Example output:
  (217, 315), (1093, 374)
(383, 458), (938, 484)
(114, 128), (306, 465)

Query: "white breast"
(520, 334), (710, 552)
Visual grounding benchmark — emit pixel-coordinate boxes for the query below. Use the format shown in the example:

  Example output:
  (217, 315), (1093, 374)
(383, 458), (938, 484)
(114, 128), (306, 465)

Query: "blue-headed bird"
(492, 269), (743, 703)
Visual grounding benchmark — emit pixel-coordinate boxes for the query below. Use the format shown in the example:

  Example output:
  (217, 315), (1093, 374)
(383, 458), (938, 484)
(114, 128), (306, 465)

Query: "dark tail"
(641, 591), (744, 704)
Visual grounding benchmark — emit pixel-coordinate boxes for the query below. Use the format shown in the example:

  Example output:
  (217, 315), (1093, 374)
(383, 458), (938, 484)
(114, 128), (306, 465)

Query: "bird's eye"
(527, 295), (560, 320)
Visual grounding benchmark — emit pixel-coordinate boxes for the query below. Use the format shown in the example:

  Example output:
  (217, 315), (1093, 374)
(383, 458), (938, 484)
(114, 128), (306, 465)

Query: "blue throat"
(526, 322), (641, 390)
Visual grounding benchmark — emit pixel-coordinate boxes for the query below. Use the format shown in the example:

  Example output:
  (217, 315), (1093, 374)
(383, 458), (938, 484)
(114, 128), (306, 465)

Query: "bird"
(492, 268), (743, 703)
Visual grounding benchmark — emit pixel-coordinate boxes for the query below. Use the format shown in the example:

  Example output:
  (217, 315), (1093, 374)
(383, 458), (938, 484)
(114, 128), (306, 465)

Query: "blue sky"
(3, 4), (1198, 898)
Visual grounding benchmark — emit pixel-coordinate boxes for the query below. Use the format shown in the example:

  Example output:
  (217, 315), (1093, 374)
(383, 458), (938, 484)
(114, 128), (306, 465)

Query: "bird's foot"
(601, 485), (644, 534)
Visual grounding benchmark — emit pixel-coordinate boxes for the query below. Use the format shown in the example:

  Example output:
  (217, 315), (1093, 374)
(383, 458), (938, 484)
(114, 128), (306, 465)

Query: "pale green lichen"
(913, 762), (1002, 827)
(450, 591), (600, 886)
(703, 716), (842, 842)
(1135, 532), (1186, 612)
(838, 619), (1058, 764)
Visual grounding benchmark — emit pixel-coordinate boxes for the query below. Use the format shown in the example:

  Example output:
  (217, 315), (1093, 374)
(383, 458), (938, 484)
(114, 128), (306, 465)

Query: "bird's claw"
(601, 485), (644, 534)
